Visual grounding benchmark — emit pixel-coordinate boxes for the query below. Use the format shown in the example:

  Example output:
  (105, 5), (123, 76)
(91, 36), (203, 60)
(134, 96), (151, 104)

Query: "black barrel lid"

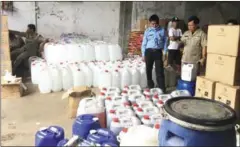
(164, 97), (237, 127)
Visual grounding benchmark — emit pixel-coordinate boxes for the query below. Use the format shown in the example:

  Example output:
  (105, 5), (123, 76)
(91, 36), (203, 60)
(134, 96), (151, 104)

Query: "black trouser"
(145, 49), (166, 92)
(168, 49), (181, 65)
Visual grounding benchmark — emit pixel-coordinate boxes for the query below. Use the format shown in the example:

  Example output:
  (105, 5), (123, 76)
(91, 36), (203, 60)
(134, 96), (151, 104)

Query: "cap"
(122, 128), (128, 133)
(137, 108), (143, 112)
(172, 17), (179, 22)
(112, 118), (119, 122)
(109, 109), (116, 113)
(143, 115), (150, 119)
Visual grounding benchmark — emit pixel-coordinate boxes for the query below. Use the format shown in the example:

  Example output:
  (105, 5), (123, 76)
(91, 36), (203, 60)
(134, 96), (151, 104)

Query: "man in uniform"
(181, 16), (207, 75)
(9, 24), (49, 74)
(141, 14), (168, 92)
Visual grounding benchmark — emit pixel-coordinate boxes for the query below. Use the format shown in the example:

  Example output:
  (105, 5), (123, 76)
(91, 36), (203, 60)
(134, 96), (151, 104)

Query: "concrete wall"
(3, 2), (36, 32)
(5, 1), (240, 47)
(5, 2), (120, 43)
(36, 2), (120, 43)
(131, 2), (240, 28)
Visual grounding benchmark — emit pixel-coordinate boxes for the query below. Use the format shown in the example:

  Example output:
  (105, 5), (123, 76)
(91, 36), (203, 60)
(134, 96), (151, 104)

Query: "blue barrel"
(160, 97), (237, 146)
(177, 79), (196, 96)
(72, 114), (101, 139)
(87, 128), (118, 145)
(57, 138), (69, 146)
(35, 126), (65, 146)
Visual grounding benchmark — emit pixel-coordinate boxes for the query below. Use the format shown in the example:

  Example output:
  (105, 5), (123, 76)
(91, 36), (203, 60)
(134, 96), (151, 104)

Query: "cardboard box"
(195, 76), (216, 99)
(206, 54), (240, 86)
(1, 77), (23, 99)
(1, 15), (8, 32)
(1, 61), (12, 75)
(207, 25), (240, 57)
(215, 82), (240, 118)
(62, 86), (93, 118)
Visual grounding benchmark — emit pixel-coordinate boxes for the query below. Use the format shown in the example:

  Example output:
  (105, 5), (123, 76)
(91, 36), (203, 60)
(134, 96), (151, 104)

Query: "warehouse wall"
(36, 2), (120, 43)
(5, 2), (240, 47)
(131, 2), (240, 28)
(6, 2), (120, 43)
(3, 2), (36, 32)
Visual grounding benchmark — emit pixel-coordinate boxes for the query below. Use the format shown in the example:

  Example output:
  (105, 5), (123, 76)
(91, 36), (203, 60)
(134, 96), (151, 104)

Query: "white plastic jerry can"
(181, 63), (198, 82)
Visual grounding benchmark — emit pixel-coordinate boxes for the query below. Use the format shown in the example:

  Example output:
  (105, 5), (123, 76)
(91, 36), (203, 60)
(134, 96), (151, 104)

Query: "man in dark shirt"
(10, 24), (49, 73)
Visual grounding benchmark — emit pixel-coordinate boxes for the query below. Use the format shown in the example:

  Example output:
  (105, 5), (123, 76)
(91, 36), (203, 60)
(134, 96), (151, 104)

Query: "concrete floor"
(1, 82), (75, 146)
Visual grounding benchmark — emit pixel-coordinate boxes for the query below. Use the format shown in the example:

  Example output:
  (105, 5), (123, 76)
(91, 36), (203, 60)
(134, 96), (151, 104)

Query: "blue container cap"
(76, 114), (99, 124)
(38, 126), (63, 138)
(87, 128), (117, 145)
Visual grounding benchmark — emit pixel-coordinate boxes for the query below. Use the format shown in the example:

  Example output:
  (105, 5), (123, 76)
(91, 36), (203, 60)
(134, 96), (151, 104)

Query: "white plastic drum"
(49, 66), (62, 92)
(61, 66), (73, 91)
(31, 61), (46, 84)
(95, 43), (110, 61)
(38, 68), (52, 94)
(81, 64), (93, 87)
(99, 69), (112, 88)
(128, 94), (145, 103)
(120, 68), (131, 90)
(120, 125), (159, 146)
(111, 69), (121, 89)
(140, 67), (147, 89)
(131, 69), (140, 85)
(72, 68), (85, 87)
(77, 97), (106, 128)
(81, 44), (96, 62)
(108, 44), (123, 61)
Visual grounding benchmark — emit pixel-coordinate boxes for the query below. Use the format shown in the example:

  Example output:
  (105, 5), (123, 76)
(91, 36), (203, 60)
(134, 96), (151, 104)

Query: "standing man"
(167, 17), (182, 71)
(9, 24), (49, 74)
(181, 16), (207, 75)
(141, 14), (168, 92)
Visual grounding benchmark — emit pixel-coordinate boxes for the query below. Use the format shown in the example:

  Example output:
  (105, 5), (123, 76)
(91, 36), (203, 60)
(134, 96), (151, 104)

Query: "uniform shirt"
(141, 27), (168, 57)
(181, 29), (207, 64)
(168, 28), (182, 50)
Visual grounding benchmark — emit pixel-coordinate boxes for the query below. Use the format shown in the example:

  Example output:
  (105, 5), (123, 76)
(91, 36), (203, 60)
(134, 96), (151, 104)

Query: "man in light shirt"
(141, 14), (168, 92)
(180, 16), (207, 75)
(167, 17), (182, 71)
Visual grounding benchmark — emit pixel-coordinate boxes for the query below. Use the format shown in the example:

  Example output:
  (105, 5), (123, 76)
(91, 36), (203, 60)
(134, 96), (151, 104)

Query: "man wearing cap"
(180, 16), (207, 74)
(167, 17), (182, 71)
(141, 14), (168, 92)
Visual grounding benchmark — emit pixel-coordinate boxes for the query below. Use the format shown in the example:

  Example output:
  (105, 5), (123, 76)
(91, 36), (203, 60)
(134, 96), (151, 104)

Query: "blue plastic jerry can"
(35, 126), (64, 146)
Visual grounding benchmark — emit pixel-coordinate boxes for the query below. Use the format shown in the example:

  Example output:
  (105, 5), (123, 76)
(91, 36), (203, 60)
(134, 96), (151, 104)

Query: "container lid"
(112, 118), (119, 122)
(154, 124), (160, 129)
(122, 128), (128, 133)
(158, 100), (164, 104)
(109, 110), (116, 114)
(137, 108), (143, 112)
(153, 95), (159, 99)
(143, 115), (150, 120)
(164, 97), (237, 127)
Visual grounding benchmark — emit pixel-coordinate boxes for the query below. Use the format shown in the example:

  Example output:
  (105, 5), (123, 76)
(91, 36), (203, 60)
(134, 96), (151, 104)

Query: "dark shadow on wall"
(118, 1), (133, 54)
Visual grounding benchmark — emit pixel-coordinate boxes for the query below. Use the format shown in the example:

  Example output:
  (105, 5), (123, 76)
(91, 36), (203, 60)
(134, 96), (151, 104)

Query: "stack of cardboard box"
(195, 25), (240, 117)
(1, 15), (12, 75)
